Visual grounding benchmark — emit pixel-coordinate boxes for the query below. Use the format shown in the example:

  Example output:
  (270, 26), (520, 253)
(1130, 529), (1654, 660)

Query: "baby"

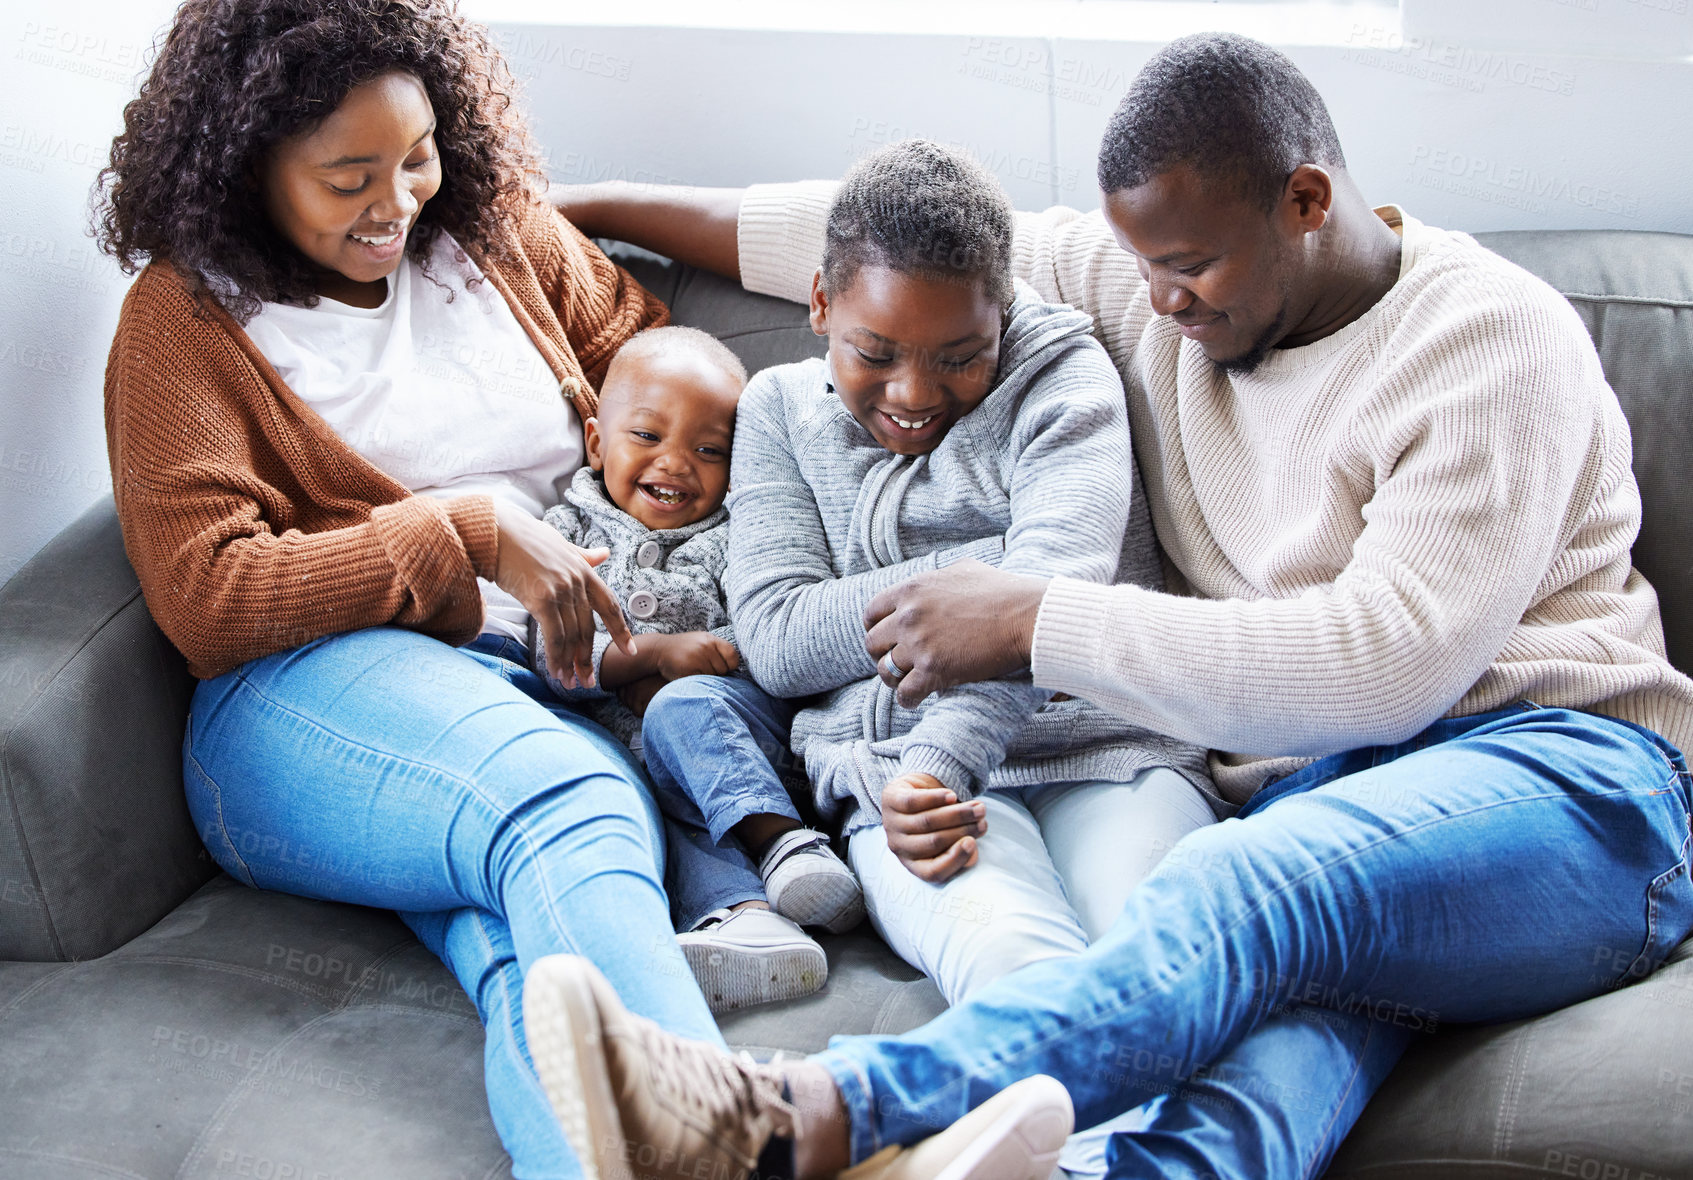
(529, 325), (865, 1013)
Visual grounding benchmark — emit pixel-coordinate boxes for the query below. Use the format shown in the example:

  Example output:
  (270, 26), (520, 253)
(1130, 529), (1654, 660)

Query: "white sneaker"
(840, 1075), (1075, 1180)
(677, 907), (827, 1013)
(759, 828), (867, 934)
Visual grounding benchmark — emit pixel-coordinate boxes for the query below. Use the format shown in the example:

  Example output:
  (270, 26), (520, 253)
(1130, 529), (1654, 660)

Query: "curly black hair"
(93, 0), (546, 322)
(822, 139), (1015, 309)
(1098, 33), (1346, 211)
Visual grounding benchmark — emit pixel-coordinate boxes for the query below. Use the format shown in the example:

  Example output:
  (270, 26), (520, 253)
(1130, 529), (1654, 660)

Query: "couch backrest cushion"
(1476, 230), (1693, 675)
(611, 246), (828, 376)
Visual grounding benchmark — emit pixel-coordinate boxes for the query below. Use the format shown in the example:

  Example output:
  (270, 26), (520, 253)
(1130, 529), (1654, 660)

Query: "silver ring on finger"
(882, 651), (908, 683)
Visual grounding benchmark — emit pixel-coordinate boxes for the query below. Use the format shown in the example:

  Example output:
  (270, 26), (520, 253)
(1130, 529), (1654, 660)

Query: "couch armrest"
(0, 496), (215, 961)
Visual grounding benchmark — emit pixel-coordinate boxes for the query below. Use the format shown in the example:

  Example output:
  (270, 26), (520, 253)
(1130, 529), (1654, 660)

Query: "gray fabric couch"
(2, 229), (1690, 1179)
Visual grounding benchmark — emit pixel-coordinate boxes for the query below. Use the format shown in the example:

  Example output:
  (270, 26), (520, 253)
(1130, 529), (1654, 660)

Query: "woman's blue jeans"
(814, 704), (1693, 1179)
(182, 626), (722, 1180)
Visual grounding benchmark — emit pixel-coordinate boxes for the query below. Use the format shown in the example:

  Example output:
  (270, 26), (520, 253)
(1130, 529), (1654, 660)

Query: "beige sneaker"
(838, 1075), (1074, 1180)
(522, 954), (797, 1180)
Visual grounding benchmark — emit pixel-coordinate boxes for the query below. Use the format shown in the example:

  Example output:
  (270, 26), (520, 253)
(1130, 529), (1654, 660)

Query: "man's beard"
(1214, 302), (1292, 376)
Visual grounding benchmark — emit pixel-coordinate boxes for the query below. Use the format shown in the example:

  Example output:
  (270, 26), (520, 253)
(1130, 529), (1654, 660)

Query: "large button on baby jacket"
(636, 540), (662, 568)
(627, 590), (659, 620)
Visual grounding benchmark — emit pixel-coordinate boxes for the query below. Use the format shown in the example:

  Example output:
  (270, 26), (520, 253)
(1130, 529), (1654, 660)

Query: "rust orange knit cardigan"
(103, 197), (667, 680)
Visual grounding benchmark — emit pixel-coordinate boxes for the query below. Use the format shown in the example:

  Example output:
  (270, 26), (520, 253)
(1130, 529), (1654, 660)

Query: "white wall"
(3, 0), (1691, 584)
(1, 0), (174, 585)
(494, 4), (1693, 228)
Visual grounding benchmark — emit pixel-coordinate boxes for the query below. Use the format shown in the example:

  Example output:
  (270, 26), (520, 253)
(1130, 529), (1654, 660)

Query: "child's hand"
(652, 632), (741, 681)
(617, 674), (668, 717)
(881, 773), (986, 884)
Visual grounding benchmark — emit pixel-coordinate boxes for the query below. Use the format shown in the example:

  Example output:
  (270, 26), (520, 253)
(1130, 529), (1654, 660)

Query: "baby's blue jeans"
(640, 674), (803, 930)
(814, 704), (1693, 1179)
(182, 626), (721, 1180)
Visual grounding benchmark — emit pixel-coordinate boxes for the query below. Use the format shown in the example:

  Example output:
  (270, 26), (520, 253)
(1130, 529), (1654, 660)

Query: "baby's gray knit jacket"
(725, 280), (1214, 834)
(530, 466), (738, 747)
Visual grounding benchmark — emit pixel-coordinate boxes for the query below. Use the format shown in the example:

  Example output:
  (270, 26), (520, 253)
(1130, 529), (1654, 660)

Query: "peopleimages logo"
(1343, 24), (1579, 97)
(1408, 146), (1640, 219)
(957, 39), (1127, 108)
(845, 119), (1082, 194)
(148, 1025), (384, 1099)
(0, 122), (105, 172)
(496, 32), (634, 82)
(12, 22), (147, 88)
(0, 339), (87, 378)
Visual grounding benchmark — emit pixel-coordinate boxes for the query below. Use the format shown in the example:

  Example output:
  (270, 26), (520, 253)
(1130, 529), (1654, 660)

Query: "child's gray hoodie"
(530, 466), (738, 748)
(725, 280), (1214, 834)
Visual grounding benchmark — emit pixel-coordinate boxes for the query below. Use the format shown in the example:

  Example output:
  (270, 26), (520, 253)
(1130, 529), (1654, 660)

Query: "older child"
(724, 140), (1218, 1010)
(531, 325), (865, 1013)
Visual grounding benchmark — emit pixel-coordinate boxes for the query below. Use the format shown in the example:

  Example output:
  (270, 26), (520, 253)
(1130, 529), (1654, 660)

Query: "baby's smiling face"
(585, 349), (743, 531)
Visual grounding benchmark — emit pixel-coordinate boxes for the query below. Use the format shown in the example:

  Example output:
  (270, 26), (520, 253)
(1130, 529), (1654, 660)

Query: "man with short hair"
(523, 32), (1693, 1180)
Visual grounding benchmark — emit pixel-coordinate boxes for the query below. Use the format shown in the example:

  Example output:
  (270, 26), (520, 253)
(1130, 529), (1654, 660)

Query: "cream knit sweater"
(739, 183), (1693, 804)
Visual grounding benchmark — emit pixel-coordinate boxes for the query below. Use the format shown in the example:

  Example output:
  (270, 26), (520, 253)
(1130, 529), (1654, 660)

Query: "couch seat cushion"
(0, 873), (943, 1178)
(0, 875), (505, 1178)
(1329, 933), (1693, 1177)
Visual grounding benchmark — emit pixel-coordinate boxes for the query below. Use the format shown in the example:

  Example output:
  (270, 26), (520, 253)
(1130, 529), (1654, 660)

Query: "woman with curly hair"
(94, 0), (726, 1172)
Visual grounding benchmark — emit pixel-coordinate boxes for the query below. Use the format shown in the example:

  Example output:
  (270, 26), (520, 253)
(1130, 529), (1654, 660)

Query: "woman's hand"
(864, 560), (1051, 707)
(882, 773), (987, 884)
(491, 500), (635, 690)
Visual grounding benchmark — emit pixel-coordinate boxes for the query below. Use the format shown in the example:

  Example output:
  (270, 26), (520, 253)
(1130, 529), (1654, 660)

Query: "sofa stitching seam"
(1560, 291), (1693, 309)
(172, 943), (450, 1180)
(0, 1144), (151, 1179)
(0, 961), (79, 1027)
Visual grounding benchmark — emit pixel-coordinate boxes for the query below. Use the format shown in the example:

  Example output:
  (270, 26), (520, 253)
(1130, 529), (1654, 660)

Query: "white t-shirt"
(244, 231), (582, 644)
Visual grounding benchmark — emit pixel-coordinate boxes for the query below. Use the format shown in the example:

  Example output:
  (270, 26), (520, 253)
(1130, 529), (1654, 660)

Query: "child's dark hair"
(93, 0), (545, 322)
(821, 140), (1014, 309)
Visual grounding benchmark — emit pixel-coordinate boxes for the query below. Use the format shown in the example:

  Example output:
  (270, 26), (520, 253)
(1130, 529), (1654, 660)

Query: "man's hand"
(492, 500), (635, 691)
(549, 182), (744, 280)
(865, 560), (1050, 708)
(882, 773), (987, 884)
(617, 674), (668, 718)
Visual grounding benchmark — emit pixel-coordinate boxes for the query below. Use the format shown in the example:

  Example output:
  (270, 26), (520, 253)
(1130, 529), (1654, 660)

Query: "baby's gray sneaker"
(759, 828), (867, 934)
(678, 907), (827, 1014)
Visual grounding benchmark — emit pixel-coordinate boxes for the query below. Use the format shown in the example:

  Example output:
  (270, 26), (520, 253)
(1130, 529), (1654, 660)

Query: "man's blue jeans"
(642, 674), (802, 930)
(814, 704), (1693, 1179)
(182, 626), (721, 1180)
